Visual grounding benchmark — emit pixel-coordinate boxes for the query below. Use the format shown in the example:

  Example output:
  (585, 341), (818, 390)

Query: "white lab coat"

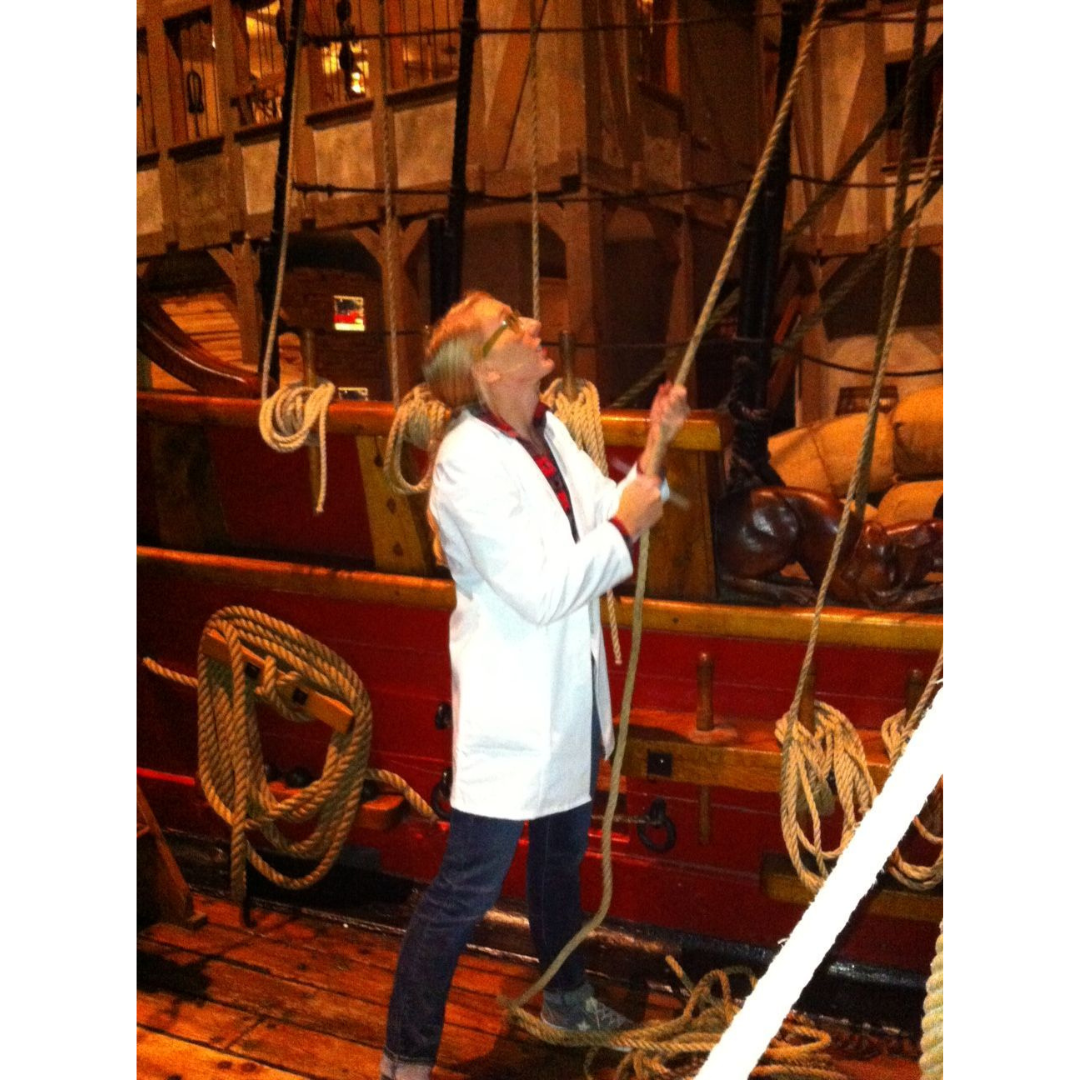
(428, 409), (657, 820)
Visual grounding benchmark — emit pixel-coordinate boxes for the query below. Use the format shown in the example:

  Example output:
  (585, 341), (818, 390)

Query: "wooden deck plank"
(137, 1027), (310, 1078)
(137, 893), (921, 1080)
(137, 987), (263, 1048)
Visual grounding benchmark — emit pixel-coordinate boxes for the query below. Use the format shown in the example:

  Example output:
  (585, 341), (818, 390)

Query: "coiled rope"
(919, 925), (943, 1080)
(505, 0), (832, 1059)
(383, 383), (452, 495)
(142, 606), (434, 904)
(541, 375), (622, 666)
(512, 958), (845, 1080)
(258, 379), (336, 513)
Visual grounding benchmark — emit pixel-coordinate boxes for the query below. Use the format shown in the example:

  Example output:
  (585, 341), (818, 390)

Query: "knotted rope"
(142, 606), (434, 905)
(776, 701), (877, 891)
(383, 383), (452, 495)
(258, 379), (336, 513)
(919, 926), (943, 1080)
(542, 375), (622, 666)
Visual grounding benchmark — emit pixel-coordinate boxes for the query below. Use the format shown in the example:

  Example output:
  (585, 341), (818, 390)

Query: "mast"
(726, 0), (803, 491)
(429, 0), (480, 322)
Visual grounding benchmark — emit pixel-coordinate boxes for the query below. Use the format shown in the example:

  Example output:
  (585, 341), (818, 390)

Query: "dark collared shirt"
(476, 403), (632, 548)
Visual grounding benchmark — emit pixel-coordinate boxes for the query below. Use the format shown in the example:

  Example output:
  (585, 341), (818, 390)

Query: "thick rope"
(610, 35), (943, 409)
(919, 925), (943, 1080)
(775, 701), (877, 891)
(507, 0), (830, 1045)
(254, 0), (339, 514)
(529, 0), (541, 321)
(379, 0), (402, 406)
(142, 606), (434, 904)
(542, 376), (622, 666)
(383, 383), (452, 495)
(258, 379), (336, 513)
(258, 0), (305, 405)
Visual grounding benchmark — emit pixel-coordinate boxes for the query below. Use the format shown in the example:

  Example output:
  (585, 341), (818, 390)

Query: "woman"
(380, 292), (689, 1080)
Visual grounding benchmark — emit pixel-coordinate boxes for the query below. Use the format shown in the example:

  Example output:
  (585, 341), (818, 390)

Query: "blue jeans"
(382, 709), (603, 1068)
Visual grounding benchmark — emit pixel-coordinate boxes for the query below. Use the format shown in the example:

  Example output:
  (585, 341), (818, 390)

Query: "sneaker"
(540, 991), (633, 1034)
(378, 1055), (432, 1080)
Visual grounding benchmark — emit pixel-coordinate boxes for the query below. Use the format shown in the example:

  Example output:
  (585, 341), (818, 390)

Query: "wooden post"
(798, 661), (817, 730)
(686, 651), (736, 843)
(559, 331), (578, 400)
(905, 668), (927, 724)
(302, 328), (321, 512)
(697, 652), (714, 845)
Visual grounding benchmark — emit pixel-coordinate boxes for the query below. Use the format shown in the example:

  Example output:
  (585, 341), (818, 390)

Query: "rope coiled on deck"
(142, 606), (434, 904)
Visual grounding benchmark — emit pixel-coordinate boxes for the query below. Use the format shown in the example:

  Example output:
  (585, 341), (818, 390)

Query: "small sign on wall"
(333, 295), (366, 332)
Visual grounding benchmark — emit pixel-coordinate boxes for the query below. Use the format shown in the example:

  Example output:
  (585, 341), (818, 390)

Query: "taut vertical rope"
(529, 0), (541, 321)
(258, 0), (305, 403)
(378, 0), (402, 406)
(506, 0), (830, 1035)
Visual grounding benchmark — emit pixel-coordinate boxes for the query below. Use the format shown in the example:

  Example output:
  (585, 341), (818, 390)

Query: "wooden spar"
(433, 0), (480, 321)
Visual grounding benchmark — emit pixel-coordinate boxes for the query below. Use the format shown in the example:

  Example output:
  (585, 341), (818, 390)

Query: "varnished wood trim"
(138, 547), (457, 609)
(137, 547), (941, 650)
(615, 596), (942, 651)
(135, 393), (728, 449)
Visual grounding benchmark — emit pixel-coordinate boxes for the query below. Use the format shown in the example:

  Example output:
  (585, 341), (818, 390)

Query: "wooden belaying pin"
(302, 327), (321, 513)
(798, 661), (817, 729)
(905, 668), (927, 724)
(559, 331), (578, 400)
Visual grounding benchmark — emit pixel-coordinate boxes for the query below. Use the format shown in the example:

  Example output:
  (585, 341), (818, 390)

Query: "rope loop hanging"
(775, 701), (877, 891)
(383, 383), (452, 495)
(541, 375), (623, 666)
(142, 605), (434, 905)
(258, 379), (337, 513)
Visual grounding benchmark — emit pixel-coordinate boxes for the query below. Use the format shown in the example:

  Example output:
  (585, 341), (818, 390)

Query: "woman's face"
(475, 298), (553, 389)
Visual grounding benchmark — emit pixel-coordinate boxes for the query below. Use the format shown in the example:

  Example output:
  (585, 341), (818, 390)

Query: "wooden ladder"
(137, 782), (206, 929)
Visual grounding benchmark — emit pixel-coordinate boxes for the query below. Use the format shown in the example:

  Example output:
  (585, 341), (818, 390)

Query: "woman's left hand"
(649, 382), (690, 444)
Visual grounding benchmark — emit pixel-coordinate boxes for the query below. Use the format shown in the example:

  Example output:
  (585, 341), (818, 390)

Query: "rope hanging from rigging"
(776, 0), (943, 896)
(505, 0), (833, 1056)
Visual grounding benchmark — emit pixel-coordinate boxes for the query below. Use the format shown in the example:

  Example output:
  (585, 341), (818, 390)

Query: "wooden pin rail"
(760, 853), (942, 923)
(199, 629), (354, 734)
(619, 711), (896, 793)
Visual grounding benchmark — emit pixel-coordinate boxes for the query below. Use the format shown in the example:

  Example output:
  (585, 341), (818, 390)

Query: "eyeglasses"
(479, 309), (523, 359)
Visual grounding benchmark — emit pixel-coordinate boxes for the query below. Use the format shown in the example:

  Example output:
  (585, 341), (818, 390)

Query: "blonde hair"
(420, 291), (498, 566)
(422, 291), (495, 411)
